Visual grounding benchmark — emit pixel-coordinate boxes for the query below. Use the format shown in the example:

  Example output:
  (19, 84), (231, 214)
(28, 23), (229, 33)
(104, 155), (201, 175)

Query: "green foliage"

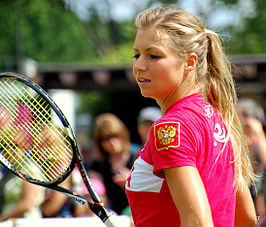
(78, 18), (136, 65)
(91, 43), (134, 66)
(0, 0), (266, 67)
(0, 0), (138, 66)
(227, 1), (266, 54)
(22, 1), (89, 62)
(0, 1), (17, 56)
(77, 91), (113, 116)
(0, 0), (96, 64)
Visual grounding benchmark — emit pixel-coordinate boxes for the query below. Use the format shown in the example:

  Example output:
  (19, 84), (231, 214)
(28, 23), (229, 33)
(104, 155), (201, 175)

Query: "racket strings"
(14, 81), (73, 176)
(0, 78), (73, 182)
(0, 92), (61, 181)
(0, 79), (72, 179)
(15, 94), (73, 170)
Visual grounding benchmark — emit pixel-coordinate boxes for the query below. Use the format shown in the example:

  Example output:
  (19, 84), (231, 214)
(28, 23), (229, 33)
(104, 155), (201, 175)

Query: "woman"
(125, 7), (257, 227)
(237, 98), (266, 225)
(0, 105), (45, 221)
(0, 172), (45, 222)
(89, 113), (134, 215)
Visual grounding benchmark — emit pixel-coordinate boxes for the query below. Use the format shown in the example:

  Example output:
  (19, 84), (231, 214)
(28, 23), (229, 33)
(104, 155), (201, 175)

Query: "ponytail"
(205, 32), (235, 113)
(205, 31), (256, 187)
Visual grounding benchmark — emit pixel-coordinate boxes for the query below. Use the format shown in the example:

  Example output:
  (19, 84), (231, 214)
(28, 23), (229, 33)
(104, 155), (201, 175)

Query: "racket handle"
(104, 214), (120, 227)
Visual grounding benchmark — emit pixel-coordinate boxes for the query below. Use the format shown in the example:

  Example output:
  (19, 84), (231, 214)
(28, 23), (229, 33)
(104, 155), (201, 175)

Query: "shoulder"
(165, 93), (212, 120)
(164, 94), (221, 130)
(149, 95), (220, 148)
(156, 103), (209, 133)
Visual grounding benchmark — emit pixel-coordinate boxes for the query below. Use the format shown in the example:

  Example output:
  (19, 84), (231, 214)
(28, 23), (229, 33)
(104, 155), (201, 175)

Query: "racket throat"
(61, 191), (90, 208)
(90, 203), (113, 223)
(63, 189), (112, 223)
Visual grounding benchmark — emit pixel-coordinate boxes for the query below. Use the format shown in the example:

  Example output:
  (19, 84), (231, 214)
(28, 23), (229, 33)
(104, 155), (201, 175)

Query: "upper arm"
(21, 181), (43, 209)
(234, 183), (257, 227)
(41, 177), (72, 216)
(164, 166), (214, 227)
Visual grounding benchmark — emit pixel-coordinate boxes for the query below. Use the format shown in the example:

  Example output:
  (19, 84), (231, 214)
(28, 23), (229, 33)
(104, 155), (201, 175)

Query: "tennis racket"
(0, 72), (118, 227)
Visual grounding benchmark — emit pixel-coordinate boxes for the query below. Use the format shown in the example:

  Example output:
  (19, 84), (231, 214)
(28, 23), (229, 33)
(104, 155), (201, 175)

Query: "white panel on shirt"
(126, 157), (164, 193)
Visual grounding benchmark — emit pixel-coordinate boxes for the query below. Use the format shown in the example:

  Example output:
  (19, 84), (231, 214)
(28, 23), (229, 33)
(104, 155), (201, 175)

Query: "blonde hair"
(93, 113), (131, 159)
(135, 7), (256, 187)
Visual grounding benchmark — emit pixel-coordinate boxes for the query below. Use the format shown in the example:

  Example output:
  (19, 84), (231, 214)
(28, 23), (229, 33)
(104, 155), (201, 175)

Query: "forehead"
(0, 106), (8, 114)
(134, 28), (171, 50)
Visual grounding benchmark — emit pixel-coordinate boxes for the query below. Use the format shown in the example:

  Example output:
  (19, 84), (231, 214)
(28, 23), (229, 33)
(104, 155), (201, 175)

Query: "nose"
(133, 56), (148, 73)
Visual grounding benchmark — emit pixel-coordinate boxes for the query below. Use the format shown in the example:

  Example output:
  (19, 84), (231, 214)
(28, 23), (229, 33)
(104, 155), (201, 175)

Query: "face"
(100, 134), (124, 155)
(133, 28), (186, 106)
(236, 105), (246, 126)
(0, 107), (10, 129)
(137, 120), (153, 144)
(0, 107), (11, 144)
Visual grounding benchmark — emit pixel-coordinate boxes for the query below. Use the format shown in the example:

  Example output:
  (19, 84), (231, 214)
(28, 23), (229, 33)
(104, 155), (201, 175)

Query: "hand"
(112, 167), (131, 189)
(245, 116), (264, 141)
(246, 116), (266, 168)
(0, 215), (8, 222)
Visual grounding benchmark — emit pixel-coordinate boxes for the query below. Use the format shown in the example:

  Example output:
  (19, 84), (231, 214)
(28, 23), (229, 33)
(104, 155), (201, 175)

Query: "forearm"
(257, 134), (266, 168)
(234, 184), (257, 227)
(179, 198), (214, 227)
(41, 196), (67, 217)
(1, 182), (44, 221)
(181, 215), (213, 227)
(0, 202), (30, 221)
(247, 117), (266, 168)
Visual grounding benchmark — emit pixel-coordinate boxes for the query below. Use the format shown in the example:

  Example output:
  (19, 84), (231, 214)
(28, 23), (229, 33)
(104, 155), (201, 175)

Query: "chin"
(140, 90), (154, 98)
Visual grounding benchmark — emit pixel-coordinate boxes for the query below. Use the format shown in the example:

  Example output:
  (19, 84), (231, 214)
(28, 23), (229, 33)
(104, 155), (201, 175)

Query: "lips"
(137, 77), (151, 86)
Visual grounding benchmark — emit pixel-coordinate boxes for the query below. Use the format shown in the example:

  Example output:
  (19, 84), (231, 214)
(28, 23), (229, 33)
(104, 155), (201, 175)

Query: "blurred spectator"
(0, 165), (45, 221)
(237, 98), (266, 225)
(72, 168), (112, 217)
(0, 105), (45, 221)
(88, 113), (134, 215)
(41, 175), (73, 217)
(42, 146), (107, 218)
(135, 106), (161, 159)
(81, 146), (96, 169)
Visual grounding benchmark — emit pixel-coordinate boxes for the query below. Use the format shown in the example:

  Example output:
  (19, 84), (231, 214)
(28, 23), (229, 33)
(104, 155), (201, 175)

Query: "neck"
(157, 71), (199, 114)
(108, 151), (128, 163)
(158, 86), (199, 115)
(108, 152), (129, 171)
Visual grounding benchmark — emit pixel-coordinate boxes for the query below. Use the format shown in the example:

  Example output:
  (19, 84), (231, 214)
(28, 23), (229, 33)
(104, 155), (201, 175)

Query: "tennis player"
(125, 7), (257, 227)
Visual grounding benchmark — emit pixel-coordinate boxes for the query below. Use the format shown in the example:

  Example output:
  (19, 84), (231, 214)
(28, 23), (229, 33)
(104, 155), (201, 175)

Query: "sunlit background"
(0, 0), (265, 147)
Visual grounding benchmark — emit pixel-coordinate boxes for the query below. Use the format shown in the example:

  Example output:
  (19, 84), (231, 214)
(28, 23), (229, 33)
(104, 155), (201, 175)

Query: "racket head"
(0, 72), (77, 186)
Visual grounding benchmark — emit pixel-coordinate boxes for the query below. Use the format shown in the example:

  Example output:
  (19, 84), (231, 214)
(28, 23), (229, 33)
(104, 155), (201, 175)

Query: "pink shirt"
(126, 93), (236, 227)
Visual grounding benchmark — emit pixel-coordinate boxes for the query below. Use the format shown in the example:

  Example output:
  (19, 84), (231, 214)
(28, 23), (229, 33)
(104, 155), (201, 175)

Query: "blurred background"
(0, 0), (265, 147)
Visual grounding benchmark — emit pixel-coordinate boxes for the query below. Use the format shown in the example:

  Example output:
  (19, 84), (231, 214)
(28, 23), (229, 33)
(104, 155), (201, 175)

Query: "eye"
(150, 54), (160, 59)
(133, 54), (140, 59)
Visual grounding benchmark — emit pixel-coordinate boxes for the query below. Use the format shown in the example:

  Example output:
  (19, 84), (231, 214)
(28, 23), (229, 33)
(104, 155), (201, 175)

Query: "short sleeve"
(150, 120), (199, 178)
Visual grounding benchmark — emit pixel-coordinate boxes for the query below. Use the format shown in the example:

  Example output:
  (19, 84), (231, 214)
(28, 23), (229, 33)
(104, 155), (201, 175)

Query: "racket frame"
(0, 72), (76, 185)
(0, 72), (116, 226)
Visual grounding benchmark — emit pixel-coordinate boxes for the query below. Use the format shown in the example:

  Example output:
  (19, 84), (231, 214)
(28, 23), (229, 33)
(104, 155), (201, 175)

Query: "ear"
(184, 53), (197, 72)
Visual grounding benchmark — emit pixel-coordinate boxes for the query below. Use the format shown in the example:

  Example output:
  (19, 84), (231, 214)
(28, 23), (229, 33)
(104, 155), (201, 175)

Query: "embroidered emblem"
(204, 105), (214, 118)
(213, 123), (228, 146)
(154, 122), (180, 150)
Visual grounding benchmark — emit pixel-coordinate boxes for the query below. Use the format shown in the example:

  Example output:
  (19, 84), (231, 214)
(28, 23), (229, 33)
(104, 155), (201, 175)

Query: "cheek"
(102, 138), (123, 153)
(168, 65), (185, 85)
(133, 67), (137, 79)
(157, 66), (181, 87)
(138, 126), (150, 137)
(0, 112), (9, 126)
(133, 64), (139, 81)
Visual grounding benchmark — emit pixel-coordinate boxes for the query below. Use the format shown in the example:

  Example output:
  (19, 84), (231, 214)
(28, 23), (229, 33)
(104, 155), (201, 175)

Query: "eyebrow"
(133, 46), (160, 52)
